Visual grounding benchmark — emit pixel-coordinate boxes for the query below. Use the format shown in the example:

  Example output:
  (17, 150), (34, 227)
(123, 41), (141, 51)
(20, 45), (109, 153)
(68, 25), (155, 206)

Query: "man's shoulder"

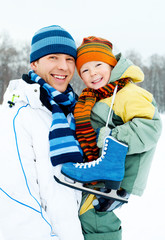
(2, 79), (22, 105)
(6, 79), (22, 90)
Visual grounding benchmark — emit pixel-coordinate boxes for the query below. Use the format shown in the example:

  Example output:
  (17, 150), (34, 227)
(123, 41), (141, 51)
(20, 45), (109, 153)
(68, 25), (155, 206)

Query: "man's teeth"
(54, 75), (66, 79)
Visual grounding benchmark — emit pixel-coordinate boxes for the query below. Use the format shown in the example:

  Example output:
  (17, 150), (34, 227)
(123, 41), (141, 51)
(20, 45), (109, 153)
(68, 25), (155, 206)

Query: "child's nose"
(90, 68), (97, 76)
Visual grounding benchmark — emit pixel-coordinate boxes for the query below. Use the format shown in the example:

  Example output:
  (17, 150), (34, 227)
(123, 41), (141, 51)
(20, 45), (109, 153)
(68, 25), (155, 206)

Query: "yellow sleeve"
(103, 83), (155, 123)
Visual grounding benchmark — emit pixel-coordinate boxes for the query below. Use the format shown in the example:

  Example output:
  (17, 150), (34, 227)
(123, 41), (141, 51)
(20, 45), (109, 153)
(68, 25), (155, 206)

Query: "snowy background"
(115, 113), (165, 240)
(0, 0), (165, 238)
(0, 114), (164, 239)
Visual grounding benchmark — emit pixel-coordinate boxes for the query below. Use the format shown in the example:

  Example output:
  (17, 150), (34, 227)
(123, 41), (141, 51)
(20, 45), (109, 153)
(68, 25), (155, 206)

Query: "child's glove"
(97, 126), (111, 148)
(92, 189), (130, 212)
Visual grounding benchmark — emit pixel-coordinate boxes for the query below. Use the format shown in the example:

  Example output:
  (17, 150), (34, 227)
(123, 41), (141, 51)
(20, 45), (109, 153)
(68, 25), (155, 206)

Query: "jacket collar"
(2, 78), (50, 114)
(109, 53), (144, 83)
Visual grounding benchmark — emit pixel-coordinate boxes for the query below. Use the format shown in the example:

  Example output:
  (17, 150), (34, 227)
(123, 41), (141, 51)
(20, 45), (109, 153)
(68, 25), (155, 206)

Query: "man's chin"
(53, 84), (68, 93)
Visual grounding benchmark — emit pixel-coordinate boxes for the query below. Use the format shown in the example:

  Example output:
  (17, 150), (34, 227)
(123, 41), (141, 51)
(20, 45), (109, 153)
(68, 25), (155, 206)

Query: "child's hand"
(97, 127), (111, 148)
(92, 189), (130, 212)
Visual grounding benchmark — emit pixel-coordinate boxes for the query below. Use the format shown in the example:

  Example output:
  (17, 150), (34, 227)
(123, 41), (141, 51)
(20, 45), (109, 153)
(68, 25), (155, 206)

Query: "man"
(0, 25), (84, 240)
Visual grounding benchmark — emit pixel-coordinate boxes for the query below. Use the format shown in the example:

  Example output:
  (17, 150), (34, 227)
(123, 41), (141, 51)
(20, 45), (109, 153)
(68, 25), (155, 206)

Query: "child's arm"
(111, 110), (162, 155)
(110, 89), (162, 154)
(93, 85), (162, 155)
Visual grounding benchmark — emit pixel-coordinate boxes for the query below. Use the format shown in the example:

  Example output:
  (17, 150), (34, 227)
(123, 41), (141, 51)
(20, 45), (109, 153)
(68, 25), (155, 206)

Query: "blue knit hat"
(30, 25), (77, 63)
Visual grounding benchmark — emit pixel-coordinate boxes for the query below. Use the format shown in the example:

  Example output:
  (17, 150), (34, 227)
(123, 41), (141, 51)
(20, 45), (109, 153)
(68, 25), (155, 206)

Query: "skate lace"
(74, 157), (102, 169)
(102, 141), (108, 158)
(73, 141), (108, 169)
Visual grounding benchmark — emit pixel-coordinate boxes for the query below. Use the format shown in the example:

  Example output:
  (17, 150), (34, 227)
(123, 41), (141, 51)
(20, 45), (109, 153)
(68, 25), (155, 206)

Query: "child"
(61, 36), (162, 240)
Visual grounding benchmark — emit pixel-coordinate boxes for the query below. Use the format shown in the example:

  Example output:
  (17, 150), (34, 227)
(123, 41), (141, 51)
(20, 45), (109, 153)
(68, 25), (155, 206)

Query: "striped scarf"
(28, 70), (83, 166)
(74, 78), (130, 162)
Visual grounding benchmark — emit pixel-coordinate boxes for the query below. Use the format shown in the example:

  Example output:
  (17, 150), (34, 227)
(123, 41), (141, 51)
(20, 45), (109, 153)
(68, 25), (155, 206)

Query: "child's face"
(80, 61), (112, 89)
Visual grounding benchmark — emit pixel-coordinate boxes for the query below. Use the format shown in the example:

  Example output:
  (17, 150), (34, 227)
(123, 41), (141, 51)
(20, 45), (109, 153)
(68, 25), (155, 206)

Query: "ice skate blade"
(54, 174), (128, 203)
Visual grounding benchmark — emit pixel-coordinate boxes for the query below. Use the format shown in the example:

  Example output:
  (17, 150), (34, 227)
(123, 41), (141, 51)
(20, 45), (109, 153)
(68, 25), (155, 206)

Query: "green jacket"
(90, 54), (162, 196)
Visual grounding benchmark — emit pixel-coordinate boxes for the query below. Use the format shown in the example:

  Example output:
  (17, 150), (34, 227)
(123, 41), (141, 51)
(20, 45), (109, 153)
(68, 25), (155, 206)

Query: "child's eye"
(96, 63), (102, 67)
(82, 69), (88, 74)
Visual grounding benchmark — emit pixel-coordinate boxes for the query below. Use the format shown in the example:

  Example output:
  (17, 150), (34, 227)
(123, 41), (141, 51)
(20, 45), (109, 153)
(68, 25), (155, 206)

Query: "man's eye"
(67, 57), (75, 62)
(50, 56), (57, 59)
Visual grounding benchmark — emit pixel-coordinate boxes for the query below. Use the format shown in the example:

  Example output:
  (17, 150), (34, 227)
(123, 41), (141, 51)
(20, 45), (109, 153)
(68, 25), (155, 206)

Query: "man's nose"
(57, 59), (68, 71)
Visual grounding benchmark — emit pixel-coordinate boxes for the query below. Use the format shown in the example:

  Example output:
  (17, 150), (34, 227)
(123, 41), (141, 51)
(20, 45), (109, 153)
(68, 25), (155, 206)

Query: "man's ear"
(30, 61), (37, 71)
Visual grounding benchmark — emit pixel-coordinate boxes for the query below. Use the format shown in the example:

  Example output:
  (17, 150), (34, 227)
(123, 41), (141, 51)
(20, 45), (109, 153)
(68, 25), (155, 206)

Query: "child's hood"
(109, 53), (144, 83)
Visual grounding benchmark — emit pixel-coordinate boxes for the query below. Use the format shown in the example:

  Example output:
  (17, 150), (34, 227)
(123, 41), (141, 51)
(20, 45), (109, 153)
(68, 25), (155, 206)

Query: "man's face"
(31, 54), (75, 92)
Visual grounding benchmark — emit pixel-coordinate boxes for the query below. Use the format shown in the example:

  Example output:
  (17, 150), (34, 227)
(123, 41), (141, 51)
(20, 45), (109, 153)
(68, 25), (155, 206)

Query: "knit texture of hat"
(30, 25), (77, 63)
(76, 36), (117, 75)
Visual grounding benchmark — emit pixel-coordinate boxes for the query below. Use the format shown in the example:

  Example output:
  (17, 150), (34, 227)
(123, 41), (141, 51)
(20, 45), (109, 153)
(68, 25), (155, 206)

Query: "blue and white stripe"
(30, 25), (77, 63)
(31, 37), (76, 53)
(28, 70), (83, 166)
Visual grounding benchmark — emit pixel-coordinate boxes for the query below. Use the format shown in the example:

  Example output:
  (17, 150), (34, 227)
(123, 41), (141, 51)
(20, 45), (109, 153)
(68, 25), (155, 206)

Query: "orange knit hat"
(76, 36), (117, 75)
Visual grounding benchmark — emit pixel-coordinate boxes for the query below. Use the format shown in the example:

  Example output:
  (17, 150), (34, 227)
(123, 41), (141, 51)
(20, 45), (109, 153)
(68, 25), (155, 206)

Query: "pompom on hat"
(30, 25), (77, 63)
(76, 36), (117, 75)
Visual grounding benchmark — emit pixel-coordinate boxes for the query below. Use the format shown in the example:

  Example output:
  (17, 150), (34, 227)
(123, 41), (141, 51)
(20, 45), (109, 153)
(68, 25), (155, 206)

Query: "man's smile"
(51, 74), (67, 80)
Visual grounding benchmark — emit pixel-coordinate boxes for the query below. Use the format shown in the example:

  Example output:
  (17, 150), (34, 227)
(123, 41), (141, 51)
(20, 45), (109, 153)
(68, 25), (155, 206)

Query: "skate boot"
(61, 135), (128, 190)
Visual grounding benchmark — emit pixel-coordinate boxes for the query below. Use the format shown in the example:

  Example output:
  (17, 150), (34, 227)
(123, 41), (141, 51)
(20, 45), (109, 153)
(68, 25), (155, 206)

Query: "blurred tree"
(70, 69), (85, 96)
(0, 32), (18, 102)
(144, 54), (165, 112)
(13, 43), (30, 79)
(125, 50), (165, 113)
(0, 32), (30, 103)
(125, 50), (143, 67)
(0, 33), (165, 113)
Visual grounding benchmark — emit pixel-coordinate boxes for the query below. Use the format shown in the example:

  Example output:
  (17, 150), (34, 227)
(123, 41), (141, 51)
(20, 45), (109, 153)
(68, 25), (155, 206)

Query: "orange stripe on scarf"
(74, 79), (130, 162)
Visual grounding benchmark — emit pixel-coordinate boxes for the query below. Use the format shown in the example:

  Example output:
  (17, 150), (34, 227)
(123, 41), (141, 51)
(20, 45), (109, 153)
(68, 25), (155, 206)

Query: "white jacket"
(0, 79), (84, 240)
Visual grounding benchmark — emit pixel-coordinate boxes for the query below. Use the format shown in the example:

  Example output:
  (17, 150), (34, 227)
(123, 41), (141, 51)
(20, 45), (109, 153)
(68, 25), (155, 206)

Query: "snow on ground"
(115, 114), (165, 240)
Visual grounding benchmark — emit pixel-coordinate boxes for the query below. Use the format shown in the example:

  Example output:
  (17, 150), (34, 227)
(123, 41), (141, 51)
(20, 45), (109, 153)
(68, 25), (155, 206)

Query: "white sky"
(0, 0), (164, 58)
